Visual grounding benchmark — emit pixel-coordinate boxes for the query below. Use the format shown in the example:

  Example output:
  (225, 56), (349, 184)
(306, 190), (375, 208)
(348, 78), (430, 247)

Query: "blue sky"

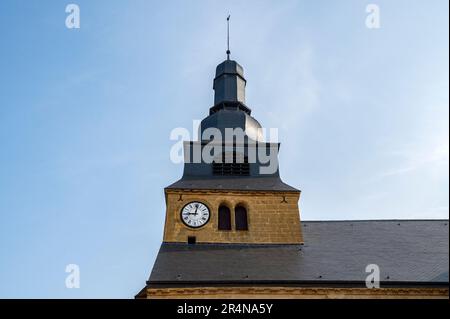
(0, 0), (448, 298)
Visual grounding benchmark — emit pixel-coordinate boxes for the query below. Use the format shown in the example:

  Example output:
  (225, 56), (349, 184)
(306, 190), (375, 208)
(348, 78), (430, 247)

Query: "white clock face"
(181, 202), (210, 228)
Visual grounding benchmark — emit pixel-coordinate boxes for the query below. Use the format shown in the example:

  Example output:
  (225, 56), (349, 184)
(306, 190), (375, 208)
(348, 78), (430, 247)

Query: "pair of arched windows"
(218, 205), (248, 231)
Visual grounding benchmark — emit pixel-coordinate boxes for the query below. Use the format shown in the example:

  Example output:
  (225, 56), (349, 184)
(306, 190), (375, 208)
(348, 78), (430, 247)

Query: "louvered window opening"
(213, 152), (249, 176)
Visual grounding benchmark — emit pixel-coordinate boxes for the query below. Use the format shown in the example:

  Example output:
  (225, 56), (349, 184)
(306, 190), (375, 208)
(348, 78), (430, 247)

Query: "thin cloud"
(372, 136), (449, 181)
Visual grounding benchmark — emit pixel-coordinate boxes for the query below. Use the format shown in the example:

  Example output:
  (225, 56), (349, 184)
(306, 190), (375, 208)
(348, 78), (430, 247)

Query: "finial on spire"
(226, 15), (231, 60)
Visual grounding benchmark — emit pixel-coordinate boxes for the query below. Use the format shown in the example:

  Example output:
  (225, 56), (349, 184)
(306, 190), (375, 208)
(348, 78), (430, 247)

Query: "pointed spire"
(212, 15), (247, 108)
(226, 15), (231, 60)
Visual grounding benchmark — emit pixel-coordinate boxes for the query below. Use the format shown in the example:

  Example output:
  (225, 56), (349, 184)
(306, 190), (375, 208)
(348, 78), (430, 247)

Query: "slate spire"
(213, 59), (246, 106)
(212, 15), (247, 106)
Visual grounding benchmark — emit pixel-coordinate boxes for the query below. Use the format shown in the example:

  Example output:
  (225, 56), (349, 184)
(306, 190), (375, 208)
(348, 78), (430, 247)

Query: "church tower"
(162, 56), (303, 245)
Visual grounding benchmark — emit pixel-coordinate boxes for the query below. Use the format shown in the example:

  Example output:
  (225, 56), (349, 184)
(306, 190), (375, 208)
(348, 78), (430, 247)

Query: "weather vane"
(226, 15), (231, 60)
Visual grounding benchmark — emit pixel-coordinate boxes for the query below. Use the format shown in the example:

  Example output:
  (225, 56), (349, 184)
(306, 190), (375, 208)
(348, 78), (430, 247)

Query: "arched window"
(218, 205), (231, 230)
(235, 205), (248, 231)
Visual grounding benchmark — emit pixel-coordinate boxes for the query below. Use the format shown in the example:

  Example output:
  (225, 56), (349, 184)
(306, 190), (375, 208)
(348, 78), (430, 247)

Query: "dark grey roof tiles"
(148, 220), (449, 287)
(165, 177), (299, 192)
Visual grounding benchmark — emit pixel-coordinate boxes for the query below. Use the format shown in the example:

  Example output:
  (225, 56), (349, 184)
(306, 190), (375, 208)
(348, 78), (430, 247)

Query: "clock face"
(180, 202), (210, 228)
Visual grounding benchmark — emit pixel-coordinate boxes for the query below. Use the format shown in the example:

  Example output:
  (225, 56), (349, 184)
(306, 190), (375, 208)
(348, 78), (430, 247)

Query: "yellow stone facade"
(163, 189), (303, 244)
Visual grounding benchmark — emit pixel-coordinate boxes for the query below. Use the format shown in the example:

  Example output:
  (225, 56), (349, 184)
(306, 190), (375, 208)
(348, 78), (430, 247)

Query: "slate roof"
(165, 177), (299, 192)
(147, 220), (449, 288)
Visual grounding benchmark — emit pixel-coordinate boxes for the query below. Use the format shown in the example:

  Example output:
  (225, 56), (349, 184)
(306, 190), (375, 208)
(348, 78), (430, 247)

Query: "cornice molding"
(146, 286), (449, 299)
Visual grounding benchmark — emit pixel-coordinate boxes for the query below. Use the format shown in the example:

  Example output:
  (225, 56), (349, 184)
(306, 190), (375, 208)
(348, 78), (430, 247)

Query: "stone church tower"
(136, 54), (448, 299)
(162, 56), (303, 246)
